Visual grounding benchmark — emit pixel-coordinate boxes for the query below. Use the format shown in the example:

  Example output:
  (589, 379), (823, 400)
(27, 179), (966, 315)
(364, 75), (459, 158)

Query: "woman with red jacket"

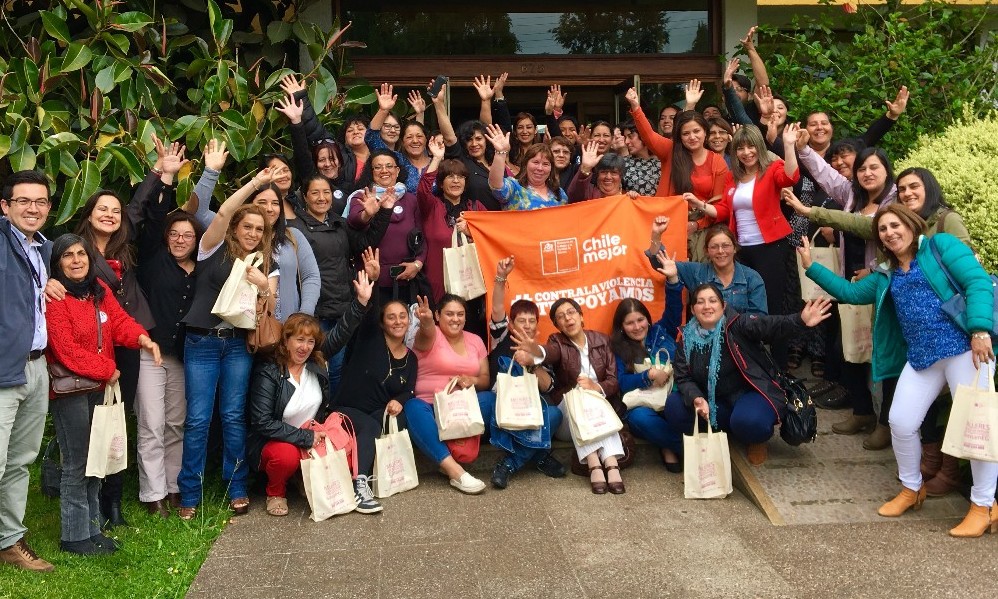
(696, 124), (802, 363)
(46, 234), (160, 556)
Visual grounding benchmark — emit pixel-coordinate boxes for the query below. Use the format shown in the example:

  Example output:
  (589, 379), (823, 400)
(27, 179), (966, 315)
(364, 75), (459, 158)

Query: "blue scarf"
(681, 315), (726, 429)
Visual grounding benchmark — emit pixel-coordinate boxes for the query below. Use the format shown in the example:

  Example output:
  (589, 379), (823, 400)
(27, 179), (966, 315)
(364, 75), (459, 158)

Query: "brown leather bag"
(247, 294), (281, 354)
(49, 300), (103, 397)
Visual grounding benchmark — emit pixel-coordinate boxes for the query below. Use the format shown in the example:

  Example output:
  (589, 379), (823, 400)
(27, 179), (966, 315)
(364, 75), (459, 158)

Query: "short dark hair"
(895, 167), (948, 219)
(618, 119), (637, 135)
(732, 74), (752, 92)
(357, 149), (405, 189)
(2, 171), (49, 202)
(509, 299), (539, 324)
(593, 153), (626, 177)
(49, 233), (105, 300)
(549, 297), (582, 326)
(437, 293), (468, 314)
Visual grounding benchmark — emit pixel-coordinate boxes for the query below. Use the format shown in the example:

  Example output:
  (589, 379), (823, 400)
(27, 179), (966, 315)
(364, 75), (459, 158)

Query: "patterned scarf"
(681, 315), (726, 429)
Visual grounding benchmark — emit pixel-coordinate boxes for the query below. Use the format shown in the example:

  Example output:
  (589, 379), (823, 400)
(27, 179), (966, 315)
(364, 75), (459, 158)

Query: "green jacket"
(805, 232), (993, 381)
(810, 206), (972, 246)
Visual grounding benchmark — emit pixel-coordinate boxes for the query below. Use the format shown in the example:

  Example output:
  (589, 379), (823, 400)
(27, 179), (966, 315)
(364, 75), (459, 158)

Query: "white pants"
(135, 353), (186, 502)
(555, 401), (624, 463)
(891, 351), (998, 507)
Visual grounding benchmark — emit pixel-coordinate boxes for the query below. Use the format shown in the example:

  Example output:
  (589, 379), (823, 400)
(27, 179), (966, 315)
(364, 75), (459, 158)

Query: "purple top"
(347, 190), (427, 288)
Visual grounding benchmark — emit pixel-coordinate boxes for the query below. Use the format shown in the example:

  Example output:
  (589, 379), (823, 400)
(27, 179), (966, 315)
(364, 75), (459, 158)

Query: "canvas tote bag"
(442, 228), (486, 300)
(798, 231), (841, 301)
(942, 366), (998, 462)
(211, 251), (263, 329)
(564, 386), (623, 446)
(433, 377), (485, 441)
(622, 349), (674, 412)
(85, 382), (128, 478)
(495, 361), (544, 430)
(300, 438), (357, 522)
(683, 417), (733, 499)
(373, 412), (419, 498)
(839, 303), (873, 363)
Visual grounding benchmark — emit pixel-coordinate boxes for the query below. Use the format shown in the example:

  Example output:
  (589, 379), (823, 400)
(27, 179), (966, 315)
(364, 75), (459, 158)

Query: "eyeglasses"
(310, 138), (337, 147)
(382, 124), (401, 131)
(6, 197), (51, 208)
(555, 308), (580, 322)
(372, 164), (398, 172)
(168, 231), (196, 241)
(707, 243), (734, 251)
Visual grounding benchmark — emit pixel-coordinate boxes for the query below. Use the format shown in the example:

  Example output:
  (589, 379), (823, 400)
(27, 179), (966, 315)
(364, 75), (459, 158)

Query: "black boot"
(100, 496), (128, 529)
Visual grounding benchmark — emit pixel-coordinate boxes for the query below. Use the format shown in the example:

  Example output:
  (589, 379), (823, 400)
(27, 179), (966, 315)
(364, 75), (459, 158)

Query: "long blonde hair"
(728, 125), (773, 181)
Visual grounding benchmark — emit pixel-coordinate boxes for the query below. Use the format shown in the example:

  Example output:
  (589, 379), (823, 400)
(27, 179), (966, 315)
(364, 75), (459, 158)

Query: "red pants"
(259, 440), (302, 497)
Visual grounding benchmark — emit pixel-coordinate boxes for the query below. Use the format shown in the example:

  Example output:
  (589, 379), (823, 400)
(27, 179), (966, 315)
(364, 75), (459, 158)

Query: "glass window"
(343, 1), (711, 56)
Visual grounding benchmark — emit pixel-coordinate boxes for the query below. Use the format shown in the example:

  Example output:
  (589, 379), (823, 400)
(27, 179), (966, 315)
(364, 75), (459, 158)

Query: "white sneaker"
(449, 472), (486, 495)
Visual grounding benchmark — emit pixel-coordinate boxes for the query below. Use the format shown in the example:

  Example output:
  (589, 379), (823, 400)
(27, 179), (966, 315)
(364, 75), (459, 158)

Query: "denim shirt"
(616, 281), (684, 393)
(645, 249), (768, 315)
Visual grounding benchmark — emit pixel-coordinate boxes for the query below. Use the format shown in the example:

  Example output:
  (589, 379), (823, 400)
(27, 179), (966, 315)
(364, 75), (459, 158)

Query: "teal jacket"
(805, 233), (993, 381)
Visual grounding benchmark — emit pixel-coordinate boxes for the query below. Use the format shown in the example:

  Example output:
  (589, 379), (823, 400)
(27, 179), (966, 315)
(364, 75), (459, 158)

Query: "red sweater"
(46, 279), (148, 391)
(715, 159), (800, 244)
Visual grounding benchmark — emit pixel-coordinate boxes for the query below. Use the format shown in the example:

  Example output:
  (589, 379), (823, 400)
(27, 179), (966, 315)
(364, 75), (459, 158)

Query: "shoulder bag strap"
(928, 237), (963, 296)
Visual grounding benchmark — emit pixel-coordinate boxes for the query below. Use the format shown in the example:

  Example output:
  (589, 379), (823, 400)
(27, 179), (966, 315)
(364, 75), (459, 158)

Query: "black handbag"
(777, 371), (818, 446)
(41, 438), (61, 498)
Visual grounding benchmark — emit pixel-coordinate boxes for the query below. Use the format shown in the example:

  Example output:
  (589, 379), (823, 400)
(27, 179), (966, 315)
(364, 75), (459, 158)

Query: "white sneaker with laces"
(353, 475), (383, 514)
(449, 472), (486, 495)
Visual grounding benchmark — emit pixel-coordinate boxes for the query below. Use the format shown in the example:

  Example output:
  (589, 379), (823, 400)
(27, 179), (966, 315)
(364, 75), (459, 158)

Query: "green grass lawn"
(1, 432), (232, 599)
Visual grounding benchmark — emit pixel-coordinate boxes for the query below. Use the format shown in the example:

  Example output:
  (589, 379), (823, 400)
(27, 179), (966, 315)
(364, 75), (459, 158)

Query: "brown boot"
(863, 424), (892, 450)
(920, 442), (943, 480)
(925, 454), (962, 497)
(949, 501), (998, 538)
(878, 485), (926, 517)
(831, 414), (877, 435)
(747, 443), (768, 466)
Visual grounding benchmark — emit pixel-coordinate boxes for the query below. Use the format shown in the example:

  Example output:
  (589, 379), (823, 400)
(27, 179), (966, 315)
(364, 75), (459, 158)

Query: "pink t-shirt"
(413, 328), (487, 402)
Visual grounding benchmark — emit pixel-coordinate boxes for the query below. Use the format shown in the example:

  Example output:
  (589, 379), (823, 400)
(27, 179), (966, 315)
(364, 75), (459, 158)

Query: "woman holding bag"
(45, 234), (161, 555)
(178, 167), (278, 520)
(664, 284), (831, 466)
(405, 294), (496, 495)
(486, 257), (566, 489)
(249, 265), (384, 517)
(800, 204), (998, 537)
(512, 299), (625, 494)
(611, 259), (685, 473)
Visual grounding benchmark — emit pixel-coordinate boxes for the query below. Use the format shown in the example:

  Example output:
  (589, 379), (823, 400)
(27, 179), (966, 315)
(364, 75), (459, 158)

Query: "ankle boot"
(925, 454), (962, 497)
(878, 485), (926, 517)
(949, 501), (998, 538)
(831, 414), (876, 435)
(103, 500), (128, 529)
(863, 424), (892, 450)
(920, 442), (943, 480)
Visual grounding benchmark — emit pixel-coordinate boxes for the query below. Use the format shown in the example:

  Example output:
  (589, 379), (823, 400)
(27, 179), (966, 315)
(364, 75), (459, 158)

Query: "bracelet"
(258, 290), (271, 298)
(495, 150), (509, 155)
(150, 167), (164, 176)
(494, 275), (507, 283)
(972, 332), (991, 340)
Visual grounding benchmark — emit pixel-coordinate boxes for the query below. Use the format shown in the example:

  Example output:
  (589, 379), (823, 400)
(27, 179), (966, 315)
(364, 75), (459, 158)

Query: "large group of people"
(2, 26), (996, 574)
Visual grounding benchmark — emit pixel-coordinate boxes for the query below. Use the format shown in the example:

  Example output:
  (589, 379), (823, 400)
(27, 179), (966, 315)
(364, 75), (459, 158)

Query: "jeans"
(135, 353), (186, 502)
(178, 333), (253, 508)
(496, 403), (563, 472)
(664, 390), (777, 444)
(404, 391), (496, 464)
(626, 406), (683, 455)
(0, 357), (48, 549)
(319, 318), (347, 399)
(51, 391), (103, 542)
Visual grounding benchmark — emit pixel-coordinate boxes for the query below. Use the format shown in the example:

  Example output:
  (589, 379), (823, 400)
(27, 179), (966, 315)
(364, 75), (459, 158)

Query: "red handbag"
(445, 436), (480, 464)
(302, 413), (359, 477)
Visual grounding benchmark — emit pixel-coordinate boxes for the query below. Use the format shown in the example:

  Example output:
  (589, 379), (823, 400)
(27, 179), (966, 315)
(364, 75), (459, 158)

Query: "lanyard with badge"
(6, 223), (46, 314)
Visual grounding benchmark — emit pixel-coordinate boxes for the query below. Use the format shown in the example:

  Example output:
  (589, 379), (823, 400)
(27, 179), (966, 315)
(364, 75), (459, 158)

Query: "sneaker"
(0, 539), (55, 572)
(491, 459), (514, 489)
(449, 472), (486, 495)
(534, 452), (567, 478)
(353, 475), (383, 514)
(60, 538), (114, 556)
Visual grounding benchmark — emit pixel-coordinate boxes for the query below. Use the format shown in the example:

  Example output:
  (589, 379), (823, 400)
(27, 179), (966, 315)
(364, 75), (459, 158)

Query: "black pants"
(738, 238), (801, 367)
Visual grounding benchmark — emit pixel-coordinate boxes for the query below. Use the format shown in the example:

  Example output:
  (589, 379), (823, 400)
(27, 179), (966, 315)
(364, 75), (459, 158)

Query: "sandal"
(811, 359), (826, 378)
(605, 465), (626, 495)
(589, 466), (608, 495)
(229, 497), (250, 515)
(266, 496), (288, 517)
(786, 348), (803, 370)
(177, 507), (196, 521)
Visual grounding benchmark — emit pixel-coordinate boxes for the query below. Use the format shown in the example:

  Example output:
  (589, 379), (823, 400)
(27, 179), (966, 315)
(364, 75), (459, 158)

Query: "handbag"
(777, 371), (818, 446)
(495, 361), (544, 430)
(928, 237), (998, 337)
(304, 412), (359, 477)
(798, 230), (841, 300)
(211, 251), (263, 329)
(85, 382), (128, 478)
(442, 228), (486, 300)
(246, 294), (281, 354)
(683, 417), (733, 499)
(942, 366), (998, 462)
(373, 412), (419, 498)
(300, 438), (357, 521)
(433, 377), (485, 441)
(48, 300), (103, 397)
(839, 303), (873, 364)
(41, 438), (62, 498)
(564, 386), (623, 446)
(445, 436), (481, 464)
(622, 348), (673, 412)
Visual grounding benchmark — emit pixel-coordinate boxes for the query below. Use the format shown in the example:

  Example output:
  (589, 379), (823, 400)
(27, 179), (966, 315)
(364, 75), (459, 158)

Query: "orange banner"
(465, 195), (688, 340)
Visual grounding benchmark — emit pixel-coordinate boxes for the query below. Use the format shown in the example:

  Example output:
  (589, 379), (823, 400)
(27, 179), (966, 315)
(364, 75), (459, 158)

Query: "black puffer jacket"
(292, 89), (360, 194)
(674, 307), (806, 423)
(247, 298), (367, 470)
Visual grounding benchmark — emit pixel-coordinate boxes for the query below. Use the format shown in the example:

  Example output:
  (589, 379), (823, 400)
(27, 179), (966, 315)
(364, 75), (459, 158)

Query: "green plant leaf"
(102, 32), (131, 55)
(267, 21), (292, 44)
(37, 132), (81, 155)
(57, 159), (101, 224)
(344, 84), (376, 105)
(112, 11), (154, 33)
(0, 134), (10, 159)
(263, 68), (295, 91)
(218, 109), (246, 130)
(64, 0), (98, 29)
(170, 114), (199, 139)
(58, 43), (93, 73)
(40, 10), (72, 44)
(95, 61), (132, 94)
(7, 144), (36, 171)
(58, 149), (80, 177)
(101, 143), (146, 185)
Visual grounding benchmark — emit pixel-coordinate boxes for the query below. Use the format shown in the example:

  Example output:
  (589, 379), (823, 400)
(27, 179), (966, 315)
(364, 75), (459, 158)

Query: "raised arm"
(473, 75), (496, 125)
(370, 83), (397, 132)
(322, 270), (373, 356)
(188, 139), (229, 229)
(490, 256), (515, 323)
(740, 26), (770, 88)
(722, 58), (753, 125)
(200, 167), (274, 253)
(781, 123), (801, 179)
(863, 85), (908, 148)
(412, 295), (437, 353)
(797, 144), (853, 207)
(430, 82), (458, 147)
(625, 87), (673, 162)
(483, 124), (510, 191)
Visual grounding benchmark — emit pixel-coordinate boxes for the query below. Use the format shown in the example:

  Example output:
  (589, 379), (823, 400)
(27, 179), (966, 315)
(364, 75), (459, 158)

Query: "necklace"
(383, 342), (409, 386)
